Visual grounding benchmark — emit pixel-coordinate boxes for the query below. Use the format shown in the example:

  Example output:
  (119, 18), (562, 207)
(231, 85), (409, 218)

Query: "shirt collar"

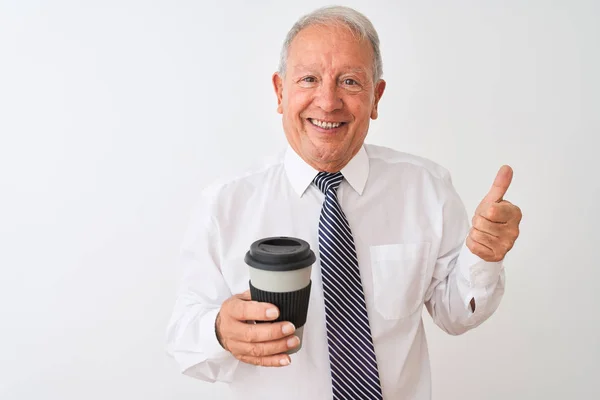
(284, 145), (369, 197)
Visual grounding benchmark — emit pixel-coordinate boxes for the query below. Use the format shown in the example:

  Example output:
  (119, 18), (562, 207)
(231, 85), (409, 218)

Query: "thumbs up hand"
(466, 165), (522, 262)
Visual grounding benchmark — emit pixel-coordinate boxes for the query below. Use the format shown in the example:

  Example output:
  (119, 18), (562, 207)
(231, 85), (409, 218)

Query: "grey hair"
(277, 5), (383, 83)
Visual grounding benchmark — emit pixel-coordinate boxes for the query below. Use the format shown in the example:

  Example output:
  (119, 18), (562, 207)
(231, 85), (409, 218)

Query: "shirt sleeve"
(423, 170), (506, 335)
(165, 192), (239, 382)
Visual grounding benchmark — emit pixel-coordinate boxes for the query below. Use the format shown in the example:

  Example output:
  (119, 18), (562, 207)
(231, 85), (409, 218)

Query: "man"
(166, 5), (522, 399)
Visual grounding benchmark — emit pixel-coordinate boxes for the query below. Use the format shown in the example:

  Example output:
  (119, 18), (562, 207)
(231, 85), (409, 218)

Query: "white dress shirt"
(166, 143), (505, 399)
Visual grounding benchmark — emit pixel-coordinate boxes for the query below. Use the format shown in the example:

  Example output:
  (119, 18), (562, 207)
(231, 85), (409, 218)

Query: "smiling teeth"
(310, 119), (342, 129)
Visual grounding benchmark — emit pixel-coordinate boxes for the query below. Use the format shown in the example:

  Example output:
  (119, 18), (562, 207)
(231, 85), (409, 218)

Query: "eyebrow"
(290, 64), (370, 76)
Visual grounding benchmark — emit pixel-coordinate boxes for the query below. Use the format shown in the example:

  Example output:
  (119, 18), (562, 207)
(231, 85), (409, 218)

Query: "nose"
(313, 81), (343, 113)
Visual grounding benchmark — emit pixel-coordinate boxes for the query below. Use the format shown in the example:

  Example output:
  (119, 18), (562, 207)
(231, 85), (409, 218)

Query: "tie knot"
(313, 171), (343, 194)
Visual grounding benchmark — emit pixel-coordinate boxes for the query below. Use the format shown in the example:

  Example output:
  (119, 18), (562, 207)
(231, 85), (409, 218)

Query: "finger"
(229, 335), (300, 358)
(477, 202), (512, 224)
(469, 227), (495, 250)
(482, 165), (513, 203)
(472, 214), (503, 236)
(227, 297), (280, 322)
(466, 235), (495, 260)
(231, 320), (296, 343)
(236, 353), (292, 367)
(503, 200), (523, 223)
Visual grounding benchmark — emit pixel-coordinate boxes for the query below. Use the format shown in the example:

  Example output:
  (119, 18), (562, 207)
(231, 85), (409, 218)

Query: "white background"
(1, 1), (598, 399)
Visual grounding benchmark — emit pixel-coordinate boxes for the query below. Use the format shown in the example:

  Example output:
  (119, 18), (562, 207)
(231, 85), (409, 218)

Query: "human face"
(273, 24), (386, 172)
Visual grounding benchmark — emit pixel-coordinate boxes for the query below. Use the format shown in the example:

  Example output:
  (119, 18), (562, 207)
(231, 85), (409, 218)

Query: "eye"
(343, 78), (358, 85)
(301, 76), (317, 83)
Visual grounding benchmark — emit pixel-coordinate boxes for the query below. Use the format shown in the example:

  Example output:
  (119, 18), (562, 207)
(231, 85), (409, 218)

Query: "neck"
(308, 160), (348, 173)
(289, 145), (361, 173)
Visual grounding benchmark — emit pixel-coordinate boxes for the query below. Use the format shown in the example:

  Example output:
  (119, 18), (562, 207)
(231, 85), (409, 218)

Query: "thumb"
(482, 165), (513, 203)
(236, 290), (252, 301)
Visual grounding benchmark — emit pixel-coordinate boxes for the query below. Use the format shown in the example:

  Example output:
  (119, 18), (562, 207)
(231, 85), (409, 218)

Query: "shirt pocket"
(369, 242), (431, 320)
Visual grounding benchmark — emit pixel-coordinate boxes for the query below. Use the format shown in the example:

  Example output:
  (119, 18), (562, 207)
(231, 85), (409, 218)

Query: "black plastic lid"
(244, 236), (316, 271)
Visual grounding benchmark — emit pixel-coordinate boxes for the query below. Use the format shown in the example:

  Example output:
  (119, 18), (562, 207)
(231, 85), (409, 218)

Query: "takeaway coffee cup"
(244, 236), (316, 354)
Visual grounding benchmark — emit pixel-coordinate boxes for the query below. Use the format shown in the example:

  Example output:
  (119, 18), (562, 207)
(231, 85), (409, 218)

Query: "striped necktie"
(313, 171), (384, 400)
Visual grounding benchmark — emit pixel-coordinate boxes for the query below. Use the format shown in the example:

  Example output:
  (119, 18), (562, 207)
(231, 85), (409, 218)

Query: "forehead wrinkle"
(286, 24), (374, 76)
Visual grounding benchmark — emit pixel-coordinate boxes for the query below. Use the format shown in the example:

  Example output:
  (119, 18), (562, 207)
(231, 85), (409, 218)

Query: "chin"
(308, 148), (347, 169)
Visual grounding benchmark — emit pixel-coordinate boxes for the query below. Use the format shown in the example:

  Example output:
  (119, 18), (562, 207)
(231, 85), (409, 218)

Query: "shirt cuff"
(457, 243), (504, 315)
(458, 243), (504, 287)
(198, 308), (231, 360)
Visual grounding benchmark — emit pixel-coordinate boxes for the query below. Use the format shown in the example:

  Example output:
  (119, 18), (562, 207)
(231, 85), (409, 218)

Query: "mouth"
(307, 118), (347, 131)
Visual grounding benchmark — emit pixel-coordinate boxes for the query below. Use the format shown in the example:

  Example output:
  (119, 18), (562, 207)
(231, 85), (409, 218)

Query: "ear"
(370, 79), (386, 120)
(272, 72), (284, 114)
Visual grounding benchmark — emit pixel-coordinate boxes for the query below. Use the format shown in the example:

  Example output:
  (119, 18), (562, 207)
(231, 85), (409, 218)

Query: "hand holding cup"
(216, 236), (315, 367)
(215, 290), (300, 367)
